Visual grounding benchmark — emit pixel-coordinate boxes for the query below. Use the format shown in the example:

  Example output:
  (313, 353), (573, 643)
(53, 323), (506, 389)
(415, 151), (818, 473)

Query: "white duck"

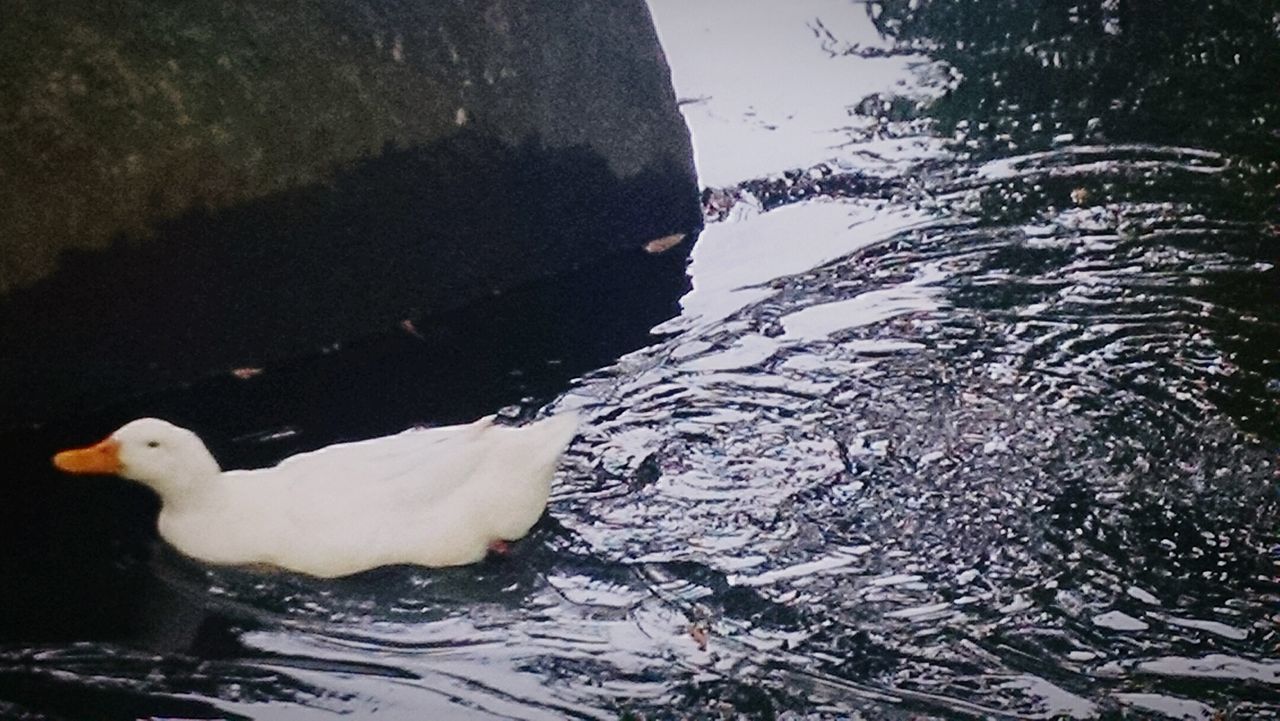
(52, 413), (579, 578)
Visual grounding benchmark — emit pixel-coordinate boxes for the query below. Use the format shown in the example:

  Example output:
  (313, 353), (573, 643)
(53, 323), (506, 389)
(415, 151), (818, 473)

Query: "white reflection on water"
(656, 199), (935, 331)
(648, 0), (944, 186)
(1113, 693), (1215, 721)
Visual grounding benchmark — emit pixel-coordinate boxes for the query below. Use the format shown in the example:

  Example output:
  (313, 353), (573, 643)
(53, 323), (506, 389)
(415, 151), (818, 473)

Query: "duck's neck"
(145, 454), (223, 511)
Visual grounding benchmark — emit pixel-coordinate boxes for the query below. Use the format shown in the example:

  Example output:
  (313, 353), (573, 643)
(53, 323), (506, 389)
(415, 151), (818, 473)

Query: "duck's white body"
(54, 413), (579, 578)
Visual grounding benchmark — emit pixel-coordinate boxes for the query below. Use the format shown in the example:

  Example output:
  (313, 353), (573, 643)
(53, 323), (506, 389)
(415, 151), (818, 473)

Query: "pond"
(2, 1), (1278, 718)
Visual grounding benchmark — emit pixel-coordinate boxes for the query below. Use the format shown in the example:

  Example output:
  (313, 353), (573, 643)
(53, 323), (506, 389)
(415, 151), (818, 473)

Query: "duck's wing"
(210, 413), (578, 574)
(243, 416), (495, 499)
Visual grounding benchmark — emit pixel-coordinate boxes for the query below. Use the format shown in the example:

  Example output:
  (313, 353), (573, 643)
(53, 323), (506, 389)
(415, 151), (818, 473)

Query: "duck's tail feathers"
(506, 410), (578, 468)
(527, 410), (581, 450)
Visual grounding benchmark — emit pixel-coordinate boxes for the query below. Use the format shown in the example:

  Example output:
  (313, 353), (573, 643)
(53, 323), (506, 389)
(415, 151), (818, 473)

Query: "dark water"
(3, 1), (1280, 718)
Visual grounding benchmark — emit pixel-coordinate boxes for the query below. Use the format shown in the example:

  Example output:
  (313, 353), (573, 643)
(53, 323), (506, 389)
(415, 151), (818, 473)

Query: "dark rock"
(0, 0), (701, 426)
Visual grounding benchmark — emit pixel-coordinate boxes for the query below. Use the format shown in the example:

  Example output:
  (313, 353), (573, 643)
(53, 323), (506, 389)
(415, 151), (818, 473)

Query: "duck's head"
(53, 418), (221, 496)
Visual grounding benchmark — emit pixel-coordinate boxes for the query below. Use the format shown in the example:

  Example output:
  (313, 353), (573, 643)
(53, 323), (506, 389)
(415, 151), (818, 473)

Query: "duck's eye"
(147, 440), (160, 449)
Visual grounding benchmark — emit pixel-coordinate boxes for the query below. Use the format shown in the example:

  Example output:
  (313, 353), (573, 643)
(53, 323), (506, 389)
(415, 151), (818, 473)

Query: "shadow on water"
(0, 127), (699, 427)
(3, 0), (1280, 718)
(0, 225), (694, 621)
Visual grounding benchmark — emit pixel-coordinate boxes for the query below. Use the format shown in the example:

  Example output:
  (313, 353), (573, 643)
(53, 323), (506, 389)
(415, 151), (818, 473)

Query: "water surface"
(3, 1), (1278, 718)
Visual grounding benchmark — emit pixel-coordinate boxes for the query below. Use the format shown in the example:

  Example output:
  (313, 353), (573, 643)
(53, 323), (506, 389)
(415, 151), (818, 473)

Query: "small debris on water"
(644, 233), (686, 254)
(231, 427), (300, 444)
(400, 319), (424, 339)
(231, 367), (263, 380)
(689, 622), (710, 651)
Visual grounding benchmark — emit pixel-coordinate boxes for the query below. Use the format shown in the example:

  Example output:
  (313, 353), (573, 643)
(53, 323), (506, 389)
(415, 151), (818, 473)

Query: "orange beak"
(52, 438), (123, 475)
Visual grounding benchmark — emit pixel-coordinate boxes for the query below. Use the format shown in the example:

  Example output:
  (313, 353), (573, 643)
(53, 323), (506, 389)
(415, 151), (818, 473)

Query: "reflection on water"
(3, 1), (1279, 718)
